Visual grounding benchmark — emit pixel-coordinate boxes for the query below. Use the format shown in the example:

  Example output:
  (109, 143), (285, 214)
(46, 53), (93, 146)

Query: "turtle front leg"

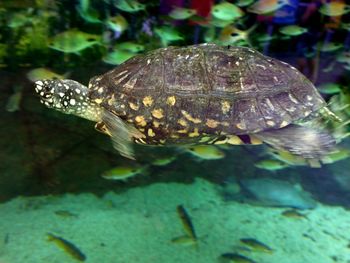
(254, 124), (336, 160)
(100, 109), (146, 160)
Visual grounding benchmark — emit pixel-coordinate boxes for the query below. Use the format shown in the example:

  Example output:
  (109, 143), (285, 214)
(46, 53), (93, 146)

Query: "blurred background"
(2, 1), (350, 263)
(1, 0), (350, 209)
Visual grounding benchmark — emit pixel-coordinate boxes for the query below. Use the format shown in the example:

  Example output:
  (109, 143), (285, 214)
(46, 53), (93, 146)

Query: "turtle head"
(34, 79), (101, 121)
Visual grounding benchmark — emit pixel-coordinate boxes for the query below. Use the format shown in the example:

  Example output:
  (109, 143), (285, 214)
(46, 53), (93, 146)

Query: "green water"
(1, 1), (350, 262)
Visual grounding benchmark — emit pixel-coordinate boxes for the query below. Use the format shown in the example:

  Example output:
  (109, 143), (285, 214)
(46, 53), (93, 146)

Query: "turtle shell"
(88, 44), (326, 143)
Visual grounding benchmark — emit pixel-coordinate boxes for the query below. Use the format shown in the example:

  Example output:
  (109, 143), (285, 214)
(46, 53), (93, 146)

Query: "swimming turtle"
(34, 43), (338, 160)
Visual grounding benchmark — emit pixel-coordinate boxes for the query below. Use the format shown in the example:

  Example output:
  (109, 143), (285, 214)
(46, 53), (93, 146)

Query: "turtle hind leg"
(254, 124), (336, 160)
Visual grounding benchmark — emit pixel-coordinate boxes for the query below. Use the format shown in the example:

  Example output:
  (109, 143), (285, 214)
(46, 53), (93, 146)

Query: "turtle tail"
(255, 124), (336, 160)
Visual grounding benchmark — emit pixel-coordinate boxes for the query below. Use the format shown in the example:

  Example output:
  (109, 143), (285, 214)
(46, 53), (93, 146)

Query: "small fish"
(105, 15), (128, 37)
(341, 22), (350, 31)
(254, 159), (288, 170)
(317, 83), (342, 95)
(101, 165), (145, 180)
(279, 25), (307, 36)
(77, 0), (102, 24)
(210, 17), (235, 28)
(176, 205), (197, 241)
(267, 149), (307, 166)
(47, 233), (86, 262)
(26, 68), (67, 82)
(281, 209), (307, 219)
(115, 41), (144, 53)
(151, 156), (176, 166)
(239, 238), (273, 253)
(322, 62), (335, 73)
(319, 2), (350, 17)
(321, 149), (350, 164)
(319, 42), (343, 52)
(255, 33), (277, 43)
(78, 0), (90, 13)
(336, 51), (350, 64)
(154, 26), (183, 46)
(171, 235), (197, 246)
(219, 24), (257, 45)
(7, 12), (32, 28)
(114, 0), (145, 13)
(211, 2), (243, 21)
(54, 210), (78, 218)
(248, 0), (288, 14)
(186, 145), (225, 160)
(169, 7), (196, 20)
(102, 49), (136, 65)
(236, 0), (254, 7)
(219, 252), (256, 263)
(49, 29), (101, 53)
(6, 85), (23, 112)
(204, 26), (216, 42)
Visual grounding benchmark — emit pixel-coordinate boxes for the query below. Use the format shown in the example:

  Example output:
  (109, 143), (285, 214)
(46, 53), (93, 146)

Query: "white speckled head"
(35, 79), (102, 121)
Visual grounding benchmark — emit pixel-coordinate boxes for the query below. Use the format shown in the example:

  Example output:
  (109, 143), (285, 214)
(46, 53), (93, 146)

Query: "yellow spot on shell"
(221, 101), (231, 114)
(236, 122), (246, 130)
(171, 134), (180, 139)
(177, 118), (188, 127)
(159, 139), (166, 144)
(214, 138), (227, 144)
(106, 94), (115, 106)
(181, 110), (201, 124)
(142, 96), (153, 107)
(250, 135), (263, 145)
(227, 135), (243, 145)
(166, 96), (176, 106)
(153, 121), (161, 128)
(147, 128), (155, 137)
(206, 119), (219, 128)
(135, 116), (147, 127)
(221, 121), (229, 127)
(94, 98), (103, 104)
(280, 121), (289, 128)
(129, 102), (139, 111)
(189, 128), (200, 137)
(177, 129), (188, 134)
(152, 108), (164, 119)
(266, 120), (275, 126)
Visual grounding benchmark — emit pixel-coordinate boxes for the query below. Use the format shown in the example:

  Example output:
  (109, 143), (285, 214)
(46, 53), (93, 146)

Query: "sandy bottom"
(0, 178), (349, 263)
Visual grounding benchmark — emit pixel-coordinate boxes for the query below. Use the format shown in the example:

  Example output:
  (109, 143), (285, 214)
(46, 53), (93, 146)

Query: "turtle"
(34, 43), (339, 160)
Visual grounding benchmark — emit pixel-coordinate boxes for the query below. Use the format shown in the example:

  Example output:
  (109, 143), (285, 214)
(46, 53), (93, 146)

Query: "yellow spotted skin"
(86, 43), (327, 146)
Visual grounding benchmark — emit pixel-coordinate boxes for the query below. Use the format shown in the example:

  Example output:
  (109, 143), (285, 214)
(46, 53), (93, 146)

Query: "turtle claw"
(320, 106), (342, 123)
(95, 122), (111, 136)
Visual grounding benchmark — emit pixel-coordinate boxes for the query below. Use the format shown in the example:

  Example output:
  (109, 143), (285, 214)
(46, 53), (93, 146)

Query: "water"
(1, 1), (350, 262)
